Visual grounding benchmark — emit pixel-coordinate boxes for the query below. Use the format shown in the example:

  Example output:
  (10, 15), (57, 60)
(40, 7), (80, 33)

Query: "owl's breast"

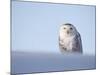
(64, 36), (75, 51)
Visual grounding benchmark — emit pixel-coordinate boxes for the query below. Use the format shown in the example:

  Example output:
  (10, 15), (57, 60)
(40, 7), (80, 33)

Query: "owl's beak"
(67, 31), (70, 34)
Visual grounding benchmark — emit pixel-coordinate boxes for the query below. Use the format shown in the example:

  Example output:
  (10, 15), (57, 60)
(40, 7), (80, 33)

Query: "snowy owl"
(59, 23), (83, 54)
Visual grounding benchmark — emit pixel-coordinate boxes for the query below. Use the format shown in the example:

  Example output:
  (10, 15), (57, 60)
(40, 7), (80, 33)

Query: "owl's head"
(60, 23), (78, 36)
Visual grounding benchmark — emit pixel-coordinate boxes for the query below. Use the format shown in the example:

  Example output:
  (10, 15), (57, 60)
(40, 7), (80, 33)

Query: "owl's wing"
(59, 36), (63, 47)
(59, 36), (66, 50)
(73, 32), (83, 53)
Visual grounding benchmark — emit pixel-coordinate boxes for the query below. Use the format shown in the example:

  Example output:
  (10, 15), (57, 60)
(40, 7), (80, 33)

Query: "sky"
(12, 1), (96, 55)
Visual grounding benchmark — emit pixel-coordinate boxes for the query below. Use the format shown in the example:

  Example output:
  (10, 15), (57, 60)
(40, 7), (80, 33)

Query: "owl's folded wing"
(73, 33), (83, 53)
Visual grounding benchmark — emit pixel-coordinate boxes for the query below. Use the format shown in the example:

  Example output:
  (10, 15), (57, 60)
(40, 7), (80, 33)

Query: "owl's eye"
(63, 27), (66, 29)
(70, 27), (73, 30)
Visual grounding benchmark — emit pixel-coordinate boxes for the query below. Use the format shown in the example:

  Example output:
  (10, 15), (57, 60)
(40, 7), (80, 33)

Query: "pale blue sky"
(12, 1), (96, 55)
